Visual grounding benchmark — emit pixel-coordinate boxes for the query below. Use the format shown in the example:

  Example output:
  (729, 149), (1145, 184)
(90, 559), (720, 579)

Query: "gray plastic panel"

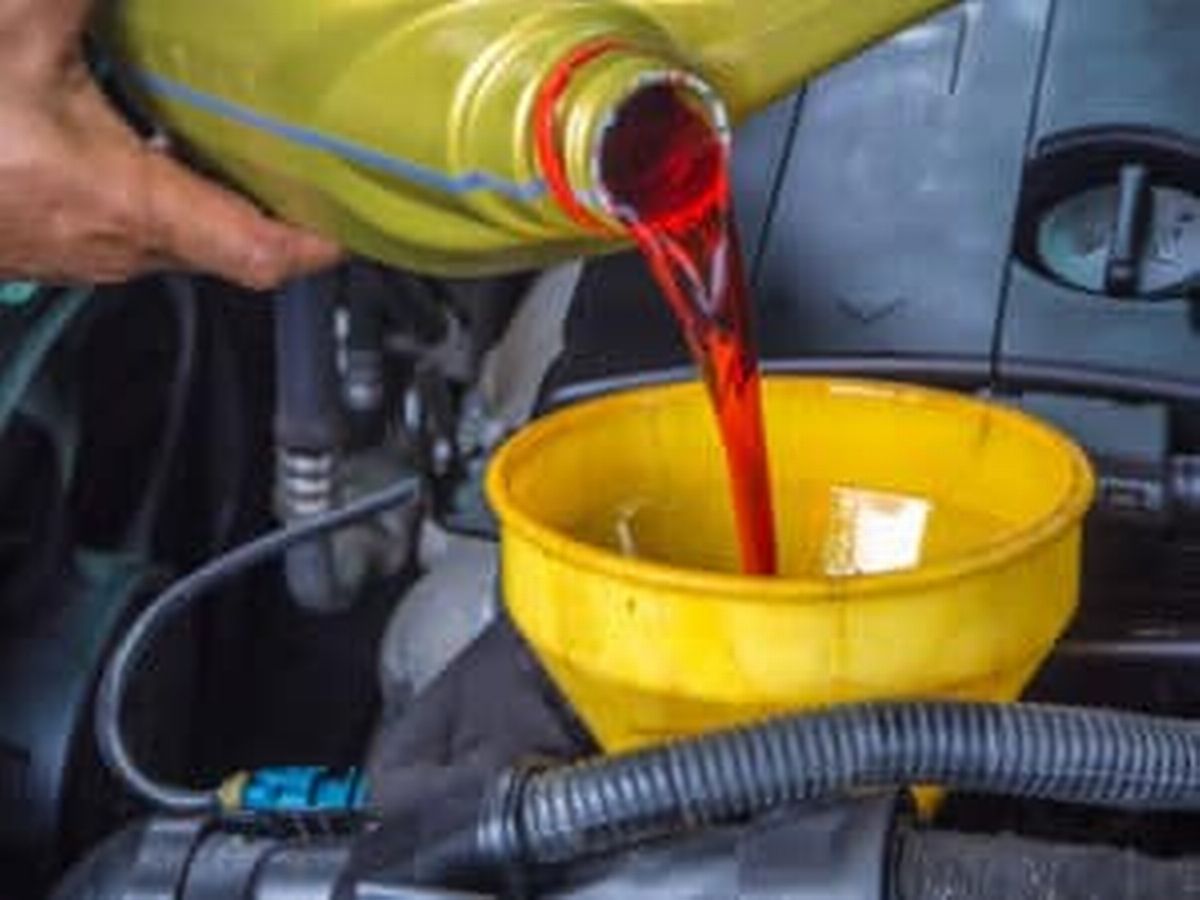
(753, 0), (1049, 360)
(545, 2), (1052, 401)
(1000, 268), (1200, 386)
(1034, 0), (1200, 145)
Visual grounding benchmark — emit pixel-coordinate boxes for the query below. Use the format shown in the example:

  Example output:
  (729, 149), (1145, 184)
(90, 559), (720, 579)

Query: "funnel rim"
(486, 376), (1095, 601)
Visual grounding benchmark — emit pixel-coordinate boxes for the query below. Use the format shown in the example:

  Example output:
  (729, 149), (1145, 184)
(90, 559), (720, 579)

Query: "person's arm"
(0, 0), (340, 290)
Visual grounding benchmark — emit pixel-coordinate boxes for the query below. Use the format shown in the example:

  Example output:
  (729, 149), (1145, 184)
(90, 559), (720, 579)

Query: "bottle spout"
(535, 41), (731, 232)
(637, 0), (960, 120)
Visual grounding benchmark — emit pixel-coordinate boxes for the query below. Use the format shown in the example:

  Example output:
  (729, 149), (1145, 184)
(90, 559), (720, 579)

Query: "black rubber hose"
(275, 273), (359, 613)
(94, 476), (421, 814)
(274, 273), (344, 452)
(478, 702), (1200, 870)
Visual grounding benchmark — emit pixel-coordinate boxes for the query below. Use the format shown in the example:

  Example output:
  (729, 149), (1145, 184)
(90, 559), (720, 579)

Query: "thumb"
(142, 145), (342, 290)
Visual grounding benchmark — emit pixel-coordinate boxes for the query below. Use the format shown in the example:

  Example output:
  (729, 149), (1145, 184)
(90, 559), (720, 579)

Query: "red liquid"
(600, 86), (778, 575)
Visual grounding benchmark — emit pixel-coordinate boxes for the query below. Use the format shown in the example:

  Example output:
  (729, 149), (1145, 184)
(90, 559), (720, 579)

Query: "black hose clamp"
(476, 760), (548, 898)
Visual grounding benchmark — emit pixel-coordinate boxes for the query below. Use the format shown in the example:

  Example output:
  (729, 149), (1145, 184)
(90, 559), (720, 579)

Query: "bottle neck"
(534, 41), (731, 233)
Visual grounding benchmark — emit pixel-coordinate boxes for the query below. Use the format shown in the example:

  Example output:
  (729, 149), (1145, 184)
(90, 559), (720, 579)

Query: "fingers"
(0, 0), (87, 82)
(142, 147), (342, 291)
(0, 52), (343, 289)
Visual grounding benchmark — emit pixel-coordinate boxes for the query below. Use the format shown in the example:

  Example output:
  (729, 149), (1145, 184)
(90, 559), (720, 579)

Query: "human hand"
(0, 0), (341, 290)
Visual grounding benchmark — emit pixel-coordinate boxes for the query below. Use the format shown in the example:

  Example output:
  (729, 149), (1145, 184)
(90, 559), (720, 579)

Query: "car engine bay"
(6, 1), (1200, 897)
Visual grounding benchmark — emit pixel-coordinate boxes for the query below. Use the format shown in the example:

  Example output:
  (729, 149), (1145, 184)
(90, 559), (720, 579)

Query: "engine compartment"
(5, 0), (1200, 896)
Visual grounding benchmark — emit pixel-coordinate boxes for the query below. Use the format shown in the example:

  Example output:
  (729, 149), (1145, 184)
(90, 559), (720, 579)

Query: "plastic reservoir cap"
(1017, 130), (1200, 299)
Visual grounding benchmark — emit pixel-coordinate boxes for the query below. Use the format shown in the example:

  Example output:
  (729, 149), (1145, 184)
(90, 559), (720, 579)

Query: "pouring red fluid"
(536, 58), (778, 575)
(601, 85), (778, 575)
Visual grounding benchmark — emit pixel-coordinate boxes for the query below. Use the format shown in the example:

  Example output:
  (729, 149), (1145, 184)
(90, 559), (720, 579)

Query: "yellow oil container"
(103, 0), (954, 275)
(487, 378), (1095, 752)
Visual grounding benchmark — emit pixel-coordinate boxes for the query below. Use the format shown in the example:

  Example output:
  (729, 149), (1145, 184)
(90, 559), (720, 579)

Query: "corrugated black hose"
(431, 701), (1200, 883)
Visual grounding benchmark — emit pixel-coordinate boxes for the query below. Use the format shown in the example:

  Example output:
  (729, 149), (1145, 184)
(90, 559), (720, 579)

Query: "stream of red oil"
(599, 85), (778, 575)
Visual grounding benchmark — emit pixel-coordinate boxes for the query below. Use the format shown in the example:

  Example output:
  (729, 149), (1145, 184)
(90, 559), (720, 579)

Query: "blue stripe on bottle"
(136, 70), (548, 202)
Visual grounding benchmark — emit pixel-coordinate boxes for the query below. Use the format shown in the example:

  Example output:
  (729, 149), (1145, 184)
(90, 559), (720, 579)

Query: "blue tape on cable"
(239, 766), (368, 813)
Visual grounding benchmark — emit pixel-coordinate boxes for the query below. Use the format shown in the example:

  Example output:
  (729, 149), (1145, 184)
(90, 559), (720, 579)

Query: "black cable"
(548, 357), (1200, 409)
(94, 476), (421, 814)
(203, 293), (251, 554)
(125, 275), (198, 553)
(466, 701), (1200, 876)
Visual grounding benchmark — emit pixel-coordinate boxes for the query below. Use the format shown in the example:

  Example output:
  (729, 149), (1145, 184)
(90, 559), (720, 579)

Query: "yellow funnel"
(487, 378), (1095, 751)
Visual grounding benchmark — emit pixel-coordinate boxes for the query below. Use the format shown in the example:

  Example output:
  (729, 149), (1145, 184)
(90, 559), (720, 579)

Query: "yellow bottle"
(104, 0), (953, 276)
